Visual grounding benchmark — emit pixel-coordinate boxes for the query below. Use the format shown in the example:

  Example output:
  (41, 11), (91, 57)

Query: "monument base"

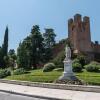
(56, 60), (85, 85)
(56, 70), (85, 85)
(55, 79), (85, 85)
(59, 72), (78, 81)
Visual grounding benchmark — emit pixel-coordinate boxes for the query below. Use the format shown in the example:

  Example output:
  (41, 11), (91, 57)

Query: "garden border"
(0, 79), (100, 93)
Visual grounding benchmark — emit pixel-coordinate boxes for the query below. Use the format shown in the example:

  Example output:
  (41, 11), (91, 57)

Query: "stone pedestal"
(56, 46), (84, 85)
(59, 59), (77, 81)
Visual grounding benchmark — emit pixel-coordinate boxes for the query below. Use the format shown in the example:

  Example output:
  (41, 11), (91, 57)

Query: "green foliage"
(4, 55), (9, 68)
(5, 69), (100, 86)
(43, 63), (55, 72)
(30, 25), (44, 69)
(85, 61), (100, 72)
(2, 26), (8, 56)
(6, 69), (62, 83)
(9, 49), (15, 55)
(72, 58), (83, 72)
(43, 28), (56, 62)
(43, 28), (56, 48)
(91, 61), (100, 65)
(52, 50), (65, 68)
(72, 58), (80, 63)
(13, 68), (26, 75)
(0, 47), (5, 68)
(9, 49), (17, 60)
(43, 48), (53, 62)
(17, 25), (44, 69)
(59, 38), (67, 44)
(53, 68), (63, 71)
(6, 69), (100, 85)
(17, 41), (31, 69)
(8, 49), (17, 70)
(0, 27), (9, 68)
(0, 69), (11, 78)
(72, 61), (83, 72)
(77, 54), (86, 67)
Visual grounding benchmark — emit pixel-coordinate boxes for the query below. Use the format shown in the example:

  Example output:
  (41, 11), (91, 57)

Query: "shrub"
(90, 61), (100, 66)
(43, 63), (55, 72)
(77, 55), (86, 66)
(0, 69), (11, 78)
(72, 62), (82, 72)
(52, 50), (65, 68)
(72, 58), (80, 64)
(53, 68), (63, 71)
(85, 61), (100, 72)
(13, 68), (26, 75)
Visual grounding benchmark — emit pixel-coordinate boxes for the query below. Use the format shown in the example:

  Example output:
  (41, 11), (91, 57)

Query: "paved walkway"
(0, 82), (100, 100)
(0, 91), (47, 100)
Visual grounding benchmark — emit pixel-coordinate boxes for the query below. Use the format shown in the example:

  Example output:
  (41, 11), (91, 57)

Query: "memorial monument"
(59, 45), (77, 81)
(56, 45), (83, 84)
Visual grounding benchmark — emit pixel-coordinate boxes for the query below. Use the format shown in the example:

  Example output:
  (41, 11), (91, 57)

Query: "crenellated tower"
(68, 14), (92, 53)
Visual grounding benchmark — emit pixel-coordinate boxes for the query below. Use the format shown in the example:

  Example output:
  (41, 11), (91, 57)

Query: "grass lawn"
(5, 69), (100, 85)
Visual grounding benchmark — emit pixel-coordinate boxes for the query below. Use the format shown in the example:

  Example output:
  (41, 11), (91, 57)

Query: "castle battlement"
(68, 14), (100, 61)
(68, 14), (91, 53)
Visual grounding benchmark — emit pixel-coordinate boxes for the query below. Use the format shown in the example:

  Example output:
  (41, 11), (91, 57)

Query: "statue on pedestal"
(58, 45), (77, 81)
(55, 46), (84, 85)
(65, 46), (71, 60)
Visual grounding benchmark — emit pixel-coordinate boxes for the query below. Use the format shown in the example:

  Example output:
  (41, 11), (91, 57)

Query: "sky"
(0, 0), (100, 51)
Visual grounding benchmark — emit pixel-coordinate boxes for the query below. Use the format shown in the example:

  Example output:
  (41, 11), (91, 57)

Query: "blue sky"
(0, 0), (100, 51)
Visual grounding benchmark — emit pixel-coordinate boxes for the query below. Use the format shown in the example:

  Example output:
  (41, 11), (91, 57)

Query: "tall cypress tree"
(2, 26), (9, 56)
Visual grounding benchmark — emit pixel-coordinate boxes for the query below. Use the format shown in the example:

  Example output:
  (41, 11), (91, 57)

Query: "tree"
(17, 25), (44, 69)
(30, 25), (44, 69)
(43, 28), (56, 61)
(17, 42), (30, 69)
(0, 47), (4, 68)
(8, 49), (17, 70)
(2, 26), (9, 56)
(0, 26), (9, 68)
(4, 55), (9, 68)
(43, 28), (56, 48)
(9, 49), (15, 56)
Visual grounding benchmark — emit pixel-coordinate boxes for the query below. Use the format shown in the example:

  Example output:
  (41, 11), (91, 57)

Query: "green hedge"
(72, 63), (83, 72)
(43, 63), (55, 72)
(13, 68), (26, 75)
(85, 61), (100, 72)
(52, 50), (65, 68)
(53, 68), (63, 71)
(0, 69), (11, 78)
(72, 59), (83, 72)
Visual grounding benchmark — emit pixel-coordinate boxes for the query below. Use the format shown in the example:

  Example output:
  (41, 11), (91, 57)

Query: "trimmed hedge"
(53, 68), (63, 71)
(0, 69), (11, 78)
(72, 59), (83, 72)
(13, 68), (26, 75)
(51, 50), (65, 68)
(72, 58), (80, 64)
(72, 63), (83, 72)
(43, 63), (55, 72)
(85, 61), (100, 72)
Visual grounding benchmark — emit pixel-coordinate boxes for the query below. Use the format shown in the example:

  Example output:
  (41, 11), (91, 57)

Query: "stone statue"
(65, 46), (71, 60)
(58, 45), (77, 81)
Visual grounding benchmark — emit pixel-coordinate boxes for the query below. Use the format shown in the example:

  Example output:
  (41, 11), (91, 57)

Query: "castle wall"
(92, 43), (100, 53)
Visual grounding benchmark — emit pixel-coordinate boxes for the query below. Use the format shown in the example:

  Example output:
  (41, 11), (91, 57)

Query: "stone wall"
(68, 14), (92, 53)
(68, 14), (100, 61)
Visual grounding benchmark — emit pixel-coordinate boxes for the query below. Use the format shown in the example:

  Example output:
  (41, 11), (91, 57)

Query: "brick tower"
(68, 14), (92, 54)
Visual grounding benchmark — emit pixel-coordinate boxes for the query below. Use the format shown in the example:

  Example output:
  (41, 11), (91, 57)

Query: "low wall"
(0, 79), (100, 93)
